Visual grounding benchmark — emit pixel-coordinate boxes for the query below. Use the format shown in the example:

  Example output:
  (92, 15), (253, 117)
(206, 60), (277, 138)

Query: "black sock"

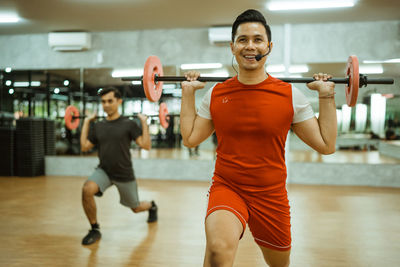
(91, 223), (99, 230)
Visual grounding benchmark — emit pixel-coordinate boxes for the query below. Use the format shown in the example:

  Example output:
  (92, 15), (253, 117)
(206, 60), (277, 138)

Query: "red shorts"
(206, 179), (291, 251)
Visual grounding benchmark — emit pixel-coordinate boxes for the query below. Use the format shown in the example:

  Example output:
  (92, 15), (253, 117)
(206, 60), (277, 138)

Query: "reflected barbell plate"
(143, 55), (164, 102)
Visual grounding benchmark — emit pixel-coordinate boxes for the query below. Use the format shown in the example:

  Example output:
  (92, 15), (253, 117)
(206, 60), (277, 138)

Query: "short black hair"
(98, 87), (122, 99)
(231, 9), (271, 43)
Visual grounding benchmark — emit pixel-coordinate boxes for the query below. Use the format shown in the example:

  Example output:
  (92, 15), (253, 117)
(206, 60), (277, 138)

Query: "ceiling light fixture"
(163, 87), (180, 94)
(112, 68), (143, 78)
(289, 65), (309, 73)
(267, 0), (355, 11)
(163, 84), (176, 89)
(13, 81), (41, 87)
(200, 70), (230, 77)
(384, 58), (400, 63)
(31, 81), (41, 87)
(13, 82), (29, 87)
(0, 14), (20, 23)
(359, 64), (383, 74)
(180, 63), (223, 70)
(288, 74), (304, 78)
(363, 58), (400, 64)
(266, 64), (286, 73)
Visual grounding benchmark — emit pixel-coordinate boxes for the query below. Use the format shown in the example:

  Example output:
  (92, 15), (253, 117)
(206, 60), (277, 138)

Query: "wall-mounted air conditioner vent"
(208, 27), (231, 45)
(48, 32), (91, 51)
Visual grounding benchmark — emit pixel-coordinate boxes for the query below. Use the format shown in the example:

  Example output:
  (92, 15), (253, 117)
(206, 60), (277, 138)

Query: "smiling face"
(230, 22), (272, 72)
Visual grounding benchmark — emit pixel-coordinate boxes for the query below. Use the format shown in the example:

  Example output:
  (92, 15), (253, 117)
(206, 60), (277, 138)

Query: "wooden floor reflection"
(0, 176), (399, 266)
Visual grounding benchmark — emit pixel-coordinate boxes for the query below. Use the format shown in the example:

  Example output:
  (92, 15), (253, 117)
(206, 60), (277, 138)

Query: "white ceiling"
(1, 0), (400, 34)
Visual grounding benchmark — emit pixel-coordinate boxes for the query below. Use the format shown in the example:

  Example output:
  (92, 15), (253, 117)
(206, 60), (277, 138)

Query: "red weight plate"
(159, 102), (169, 129)
(345, 55), (359, 107)
(143, 55), (164, 102)
(64, 105), (80, 130)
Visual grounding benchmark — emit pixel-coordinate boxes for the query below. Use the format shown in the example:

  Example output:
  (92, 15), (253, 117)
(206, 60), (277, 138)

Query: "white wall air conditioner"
(208, 27), (231, 45)
(48, 32), (91, 51)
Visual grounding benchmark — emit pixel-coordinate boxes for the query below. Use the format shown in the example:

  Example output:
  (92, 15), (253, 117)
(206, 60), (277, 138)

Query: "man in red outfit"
(180, 9), (337, 267)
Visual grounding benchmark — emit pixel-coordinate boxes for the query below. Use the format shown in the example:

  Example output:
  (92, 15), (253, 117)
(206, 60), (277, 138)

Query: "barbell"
(121, 55), (394, 106)
(62, 103), (170, 130)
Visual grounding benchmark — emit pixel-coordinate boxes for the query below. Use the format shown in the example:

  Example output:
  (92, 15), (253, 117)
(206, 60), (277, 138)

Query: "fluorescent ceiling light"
(201, 70), (230, 77)
(65, 0), (139, 3)
(359, 64), (383, 74)
(363, 58), (400, 64)
(163, 88), (174, 94)
(289, 65), (309, 73)
(384, 58), (400, 63)
(272, 73), (303, 78)
(112, 68), (143, 78)
(267, 64), (308, 74)
(180, 63), (223, 70)
(288, 74), (303, 78)
(163, 84), (176, 89)
(267, 0), (355, 11)
(0, 14), (20, 23)
(266, 64), (285, 73)
(272, 73), (286, 77)
(13, 82), (29, 87)
(31, 81), (41, 87)
(13, 81), (41, 87)
(131, 81), (142, 85)
(164, 88), (181, 94)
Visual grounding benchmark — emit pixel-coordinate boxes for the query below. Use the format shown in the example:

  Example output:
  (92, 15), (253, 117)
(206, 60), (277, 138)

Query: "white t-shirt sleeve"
(197, 85), (215, 120)
(292, 85), (315, 124)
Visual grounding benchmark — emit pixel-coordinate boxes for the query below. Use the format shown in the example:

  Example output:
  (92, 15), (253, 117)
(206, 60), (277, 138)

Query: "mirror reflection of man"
(80, 87), (157, 246)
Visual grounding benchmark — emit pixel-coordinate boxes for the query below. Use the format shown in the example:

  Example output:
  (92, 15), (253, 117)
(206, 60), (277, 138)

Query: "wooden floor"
(0, 176), (399, 266)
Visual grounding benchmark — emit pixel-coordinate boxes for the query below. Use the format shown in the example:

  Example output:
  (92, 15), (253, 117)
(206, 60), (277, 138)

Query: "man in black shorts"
(80, 87), (157, 245)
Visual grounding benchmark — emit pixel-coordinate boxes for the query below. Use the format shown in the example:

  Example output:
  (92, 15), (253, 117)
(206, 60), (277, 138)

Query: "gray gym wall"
(1, 21), (399, 68)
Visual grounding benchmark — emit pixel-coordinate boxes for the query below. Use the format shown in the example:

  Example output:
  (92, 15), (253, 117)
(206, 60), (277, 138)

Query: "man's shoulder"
(119, 116), (132, 122)
(114, 117), (139, 128)
(95, 116), (133, 127)
(267, 75), (292, 88)
(217, 76), (237, 88)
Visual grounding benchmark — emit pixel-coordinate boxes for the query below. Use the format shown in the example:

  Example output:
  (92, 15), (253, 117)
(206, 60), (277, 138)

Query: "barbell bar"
(62, 104), (170, 130)
(124, 73), (393, 85)
(62, 114), (162, 119)
(121, 55), (394, 106)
